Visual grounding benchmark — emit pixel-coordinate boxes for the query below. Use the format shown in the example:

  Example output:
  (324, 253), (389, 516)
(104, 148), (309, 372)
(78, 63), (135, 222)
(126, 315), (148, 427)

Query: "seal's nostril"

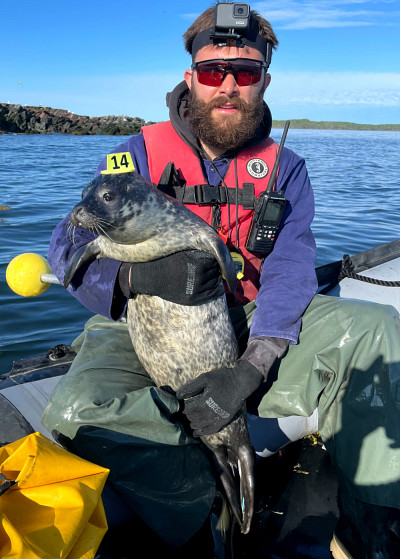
(70, 206), (85, 227)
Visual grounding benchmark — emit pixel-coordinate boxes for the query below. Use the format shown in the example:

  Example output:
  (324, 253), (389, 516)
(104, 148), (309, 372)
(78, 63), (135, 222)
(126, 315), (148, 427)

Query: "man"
(42, 4), (400, 558)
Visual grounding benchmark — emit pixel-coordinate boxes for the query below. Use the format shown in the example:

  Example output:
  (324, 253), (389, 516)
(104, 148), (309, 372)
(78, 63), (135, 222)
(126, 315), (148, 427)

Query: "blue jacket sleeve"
(47, 134), (150, 320)
(249, 148), (318, 344)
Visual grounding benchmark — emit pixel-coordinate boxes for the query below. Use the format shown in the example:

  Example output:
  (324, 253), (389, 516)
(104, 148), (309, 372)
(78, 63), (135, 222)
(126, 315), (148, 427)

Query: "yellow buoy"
(6, 253), (53, 297)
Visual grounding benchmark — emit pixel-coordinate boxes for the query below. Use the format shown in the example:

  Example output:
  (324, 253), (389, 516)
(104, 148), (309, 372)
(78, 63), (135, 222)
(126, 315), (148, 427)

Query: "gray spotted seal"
(63, 171), (255, 534)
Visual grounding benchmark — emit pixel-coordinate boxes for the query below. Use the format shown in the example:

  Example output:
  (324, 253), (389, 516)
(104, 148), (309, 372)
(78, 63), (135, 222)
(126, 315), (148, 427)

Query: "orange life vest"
(142, 121), (279, 306)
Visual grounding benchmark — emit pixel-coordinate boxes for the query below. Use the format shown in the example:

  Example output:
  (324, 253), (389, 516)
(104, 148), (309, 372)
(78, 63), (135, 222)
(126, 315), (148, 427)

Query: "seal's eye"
(103, 191), (115, 202)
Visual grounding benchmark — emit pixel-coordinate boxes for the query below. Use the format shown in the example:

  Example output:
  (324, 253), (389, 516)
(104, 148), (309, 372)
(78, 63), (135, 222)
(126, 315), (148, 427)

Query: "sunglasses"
(191, 58), (268, 87)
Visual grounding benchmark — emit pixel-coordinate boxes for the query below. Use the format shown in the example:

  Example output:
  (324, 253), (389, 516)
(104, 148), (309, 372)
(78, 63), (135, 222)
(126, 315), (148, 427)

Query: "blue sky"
(2, 0), (399, 124)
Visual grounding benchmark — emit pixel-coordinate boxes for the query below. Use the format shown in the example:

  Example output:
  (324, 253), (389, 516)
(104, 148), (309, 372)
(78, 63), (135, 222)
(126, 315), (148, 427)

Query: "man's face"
(184, 45), (271, 153)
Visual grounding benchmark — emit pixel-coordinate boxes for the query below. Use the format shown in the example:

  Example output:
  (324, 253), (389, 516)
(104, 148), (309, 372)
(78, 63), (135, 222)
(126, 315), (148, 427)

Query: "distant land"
(272, 119), (400, 131)
(0, 103), (399, 134)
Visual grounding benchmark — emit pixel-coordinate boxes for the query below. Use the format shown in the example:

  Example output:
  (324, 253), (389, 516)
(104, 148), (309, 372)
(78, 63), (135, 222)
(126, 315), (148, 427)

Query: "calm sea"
(1, 129), (400, 374)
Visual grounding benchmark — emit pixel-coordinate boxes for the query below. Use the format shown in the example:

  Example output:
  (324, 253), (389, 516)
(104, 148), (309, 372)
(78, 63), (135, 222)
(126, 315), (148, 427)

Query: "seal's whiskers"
(66, 222), (78, 247)
(96, 217), (118, 230)
(92, 222), (114, 242)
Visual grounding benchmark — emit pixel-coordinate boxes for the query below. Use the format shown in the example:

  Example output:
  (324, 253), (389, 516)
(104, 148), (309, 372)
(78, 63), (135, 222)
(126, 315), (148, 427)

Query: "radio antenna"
(266, 120), (290, 194)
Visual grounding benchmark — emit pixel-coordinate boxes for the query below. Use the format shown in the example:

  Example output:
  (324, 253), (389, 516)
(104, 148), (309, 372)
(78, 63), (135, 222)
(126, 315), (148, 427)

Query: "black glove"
(118, 250), (224, 306)
(176, 360), (264, 436)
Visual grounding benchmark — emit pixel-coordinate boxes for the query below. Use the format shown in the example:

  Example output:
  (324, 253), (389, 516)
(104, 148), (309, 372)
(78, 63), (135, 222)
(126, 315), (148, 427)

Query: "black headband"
(191, 17), (271, 63)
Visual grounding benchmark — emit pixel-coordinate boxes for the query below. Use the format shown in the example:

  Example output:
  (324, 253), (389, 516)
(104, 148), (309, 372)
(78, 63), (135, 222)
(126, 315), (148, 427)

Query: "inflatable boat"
(2, 238), (400, 558)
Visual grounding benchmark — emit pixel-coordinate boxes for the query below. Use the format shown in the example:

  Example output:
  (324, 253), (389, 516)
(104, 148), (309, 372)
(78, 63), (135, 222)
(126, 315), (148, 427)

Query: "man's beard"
(187, 90), (265, 153)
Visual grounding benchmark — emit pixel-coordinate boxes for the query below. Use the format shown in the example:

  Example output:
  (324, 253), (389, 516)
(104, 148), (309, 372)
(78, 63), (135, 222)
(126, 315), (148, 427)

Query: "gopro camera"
(211, 3), (251, 43)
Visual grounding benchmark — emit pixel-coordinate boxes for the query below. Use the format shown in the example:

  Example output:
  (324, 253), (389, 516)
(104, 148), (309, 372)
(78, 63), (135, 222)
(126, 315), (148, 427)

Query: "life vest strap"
(159, 182), (256, 208)
(157, 161), (256, 208)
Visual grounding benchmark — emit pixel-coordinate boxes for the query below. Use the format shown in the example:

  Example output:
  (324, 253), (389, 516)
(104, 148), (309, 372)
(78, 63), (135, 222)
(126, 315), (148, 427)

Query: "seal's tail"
(202, 415), (255, 535)
(213, 443), (255, 534)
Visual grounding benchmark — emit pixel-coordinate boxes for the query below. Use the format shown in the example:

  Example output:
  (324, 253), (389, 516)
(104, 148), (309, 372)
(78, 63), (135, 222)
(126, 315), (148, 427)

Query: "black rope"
(338, 254), (400, 287)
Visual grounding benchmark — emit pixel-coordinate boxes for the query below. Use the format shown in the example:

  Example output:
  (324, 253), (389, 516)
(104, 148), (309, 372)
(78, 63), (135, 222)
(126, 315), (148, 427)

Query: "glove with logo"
(118, 250), (224, 306)
(176, 336), (289, 436)
(176, 360), (264, 436)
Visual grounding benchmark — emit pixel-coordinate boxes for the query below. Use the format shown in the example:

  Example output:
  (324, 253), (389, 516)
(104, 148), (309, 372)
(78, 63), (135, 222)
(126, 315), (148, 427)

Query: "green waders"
(42, 294), (400, 545)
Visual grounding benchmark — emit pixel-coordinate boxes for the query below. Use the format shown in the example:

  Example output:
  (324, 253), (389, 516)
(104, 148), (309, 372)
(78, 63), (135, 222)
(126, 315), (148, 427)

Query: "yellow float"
(6, 253), (57, 297)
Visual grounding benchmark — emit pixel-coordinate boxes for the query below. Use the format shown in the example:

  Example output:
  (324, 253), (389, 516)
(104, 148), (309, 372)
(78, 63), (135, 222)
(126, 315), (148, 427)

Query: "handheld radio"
(245, 121), (290, 256)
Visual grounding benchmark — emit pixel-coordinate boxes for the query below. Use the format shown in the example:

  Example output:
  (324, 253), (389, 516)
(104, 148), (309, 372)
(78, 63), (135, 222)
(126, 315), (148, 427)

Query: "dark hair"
(183, 5), (279, 56)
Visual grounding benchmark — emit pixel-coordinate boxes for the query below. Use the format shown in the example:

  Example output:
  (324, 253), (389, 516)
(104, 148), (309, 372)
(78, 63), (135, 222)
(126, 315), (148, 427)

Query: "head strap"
(191, 16), (271, 65)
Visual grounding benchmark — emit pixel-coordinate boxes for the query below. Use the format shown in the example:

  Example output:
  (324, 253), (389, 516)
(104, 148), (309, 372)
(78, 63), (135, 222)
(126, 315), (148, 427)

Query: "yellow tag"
(101, 152), (135, 175)
(231, 251), (245, 280)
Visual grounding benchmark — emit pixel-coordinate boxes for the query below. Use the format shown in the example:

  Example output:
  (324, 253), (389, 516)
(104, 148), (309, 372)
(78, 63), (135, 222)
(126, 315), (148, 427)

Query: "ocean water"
(1, 129), (400, 374)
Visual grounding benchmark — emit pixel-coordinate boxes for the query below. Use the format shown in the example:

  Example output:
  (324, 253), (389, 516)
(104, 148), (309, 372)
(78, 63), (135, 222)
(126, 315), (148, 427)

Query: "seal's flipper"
(212, 447), (243, 528)
(201, 235), (237, 294)
(237, 444), (255, 534)
(63, 241), (100, 288)
(212, 442), (255, 535)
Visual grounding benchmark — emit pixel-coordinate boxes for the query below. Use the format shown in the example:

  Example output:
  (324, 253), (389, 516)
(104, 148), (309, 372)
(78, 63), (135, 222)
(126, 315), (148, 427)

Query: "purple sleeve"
(249, 148), (318, 344)
(47, 133), (150, 320)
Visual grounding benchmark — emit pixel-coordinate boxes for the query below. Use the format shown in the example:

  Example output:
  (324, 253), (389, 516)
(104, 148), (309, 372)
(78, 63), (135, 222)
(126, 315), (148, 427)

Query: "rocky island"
(0, 103), (154, 135)
(1, 103), (399, 134)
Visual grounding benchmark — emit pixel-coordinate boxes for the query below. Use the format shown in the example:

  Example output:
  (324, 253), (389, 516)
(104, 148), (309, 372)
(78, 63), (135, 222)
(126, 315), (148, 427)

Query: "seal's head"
(70, 172), (180, 245)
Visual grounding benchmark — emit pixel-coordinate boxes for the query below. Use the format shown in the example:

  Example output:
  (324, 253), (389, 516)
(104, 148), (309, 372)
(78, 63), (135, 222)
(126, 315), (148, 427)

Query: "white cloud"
(181, 12), (202, 21)
(266, 70), (400, 107)
(252, 0), (399, 29)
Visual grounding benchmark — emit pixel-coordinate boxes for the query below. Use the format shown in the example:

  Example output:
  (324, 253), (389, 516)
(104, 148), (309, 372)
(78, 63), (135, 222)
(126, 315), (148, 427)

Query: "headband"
(191, 16), (271, 63)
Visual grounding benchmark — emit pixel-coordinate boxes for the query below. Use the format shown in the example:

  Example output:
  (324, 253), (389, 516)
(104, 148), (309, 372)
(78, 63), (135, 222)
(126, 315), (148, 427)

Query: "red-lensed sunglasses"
(191, 58), (268, 87)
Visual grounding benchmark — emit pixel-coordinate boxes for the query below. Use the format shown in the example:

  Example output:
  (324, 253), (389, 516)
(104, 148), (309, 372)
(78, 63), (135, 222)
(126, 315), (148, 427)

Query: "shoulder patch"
(246, 158), (269, 179)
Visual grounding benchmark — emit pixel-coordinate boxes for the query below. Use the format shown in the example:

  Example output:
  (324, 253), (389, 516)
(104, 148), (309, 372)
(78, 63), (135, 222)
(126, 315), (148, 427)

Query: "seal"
(63, 171), (255, 534)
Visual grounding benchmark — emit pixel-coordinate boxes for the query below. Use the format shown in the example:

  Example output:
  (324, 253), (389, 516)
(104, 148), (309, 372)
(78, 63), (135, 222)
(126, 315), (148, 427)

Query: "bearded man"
(44, 4), (400, 558)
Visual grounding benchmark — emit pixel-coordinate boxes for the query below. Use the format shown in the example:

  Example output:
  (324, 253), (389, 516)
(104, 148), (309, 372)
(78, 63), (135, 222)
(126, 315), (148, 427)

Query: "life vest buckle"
(194, 184), (222, 205)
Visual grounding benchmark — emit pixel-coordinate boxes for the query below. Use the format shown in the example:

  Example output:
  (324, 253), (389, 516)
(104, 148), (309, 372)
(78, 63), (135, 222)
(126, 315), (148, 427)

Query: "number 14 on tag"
(101, 152), (135, 175)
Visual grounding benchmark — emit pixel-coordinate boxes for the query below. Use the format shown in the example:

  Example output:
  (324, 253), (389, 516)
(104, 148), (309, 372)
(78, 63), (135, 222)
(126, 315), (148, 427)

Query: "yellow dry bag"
(0, 432), (109, 558)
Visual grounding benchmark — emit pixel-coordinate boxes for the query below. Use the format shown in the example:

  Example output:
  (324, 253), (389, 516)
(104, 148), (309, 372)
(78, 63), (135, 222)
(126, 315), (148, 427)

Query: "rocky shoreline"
(0, 103), (155, 135)
(1, 103), (398, 135)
